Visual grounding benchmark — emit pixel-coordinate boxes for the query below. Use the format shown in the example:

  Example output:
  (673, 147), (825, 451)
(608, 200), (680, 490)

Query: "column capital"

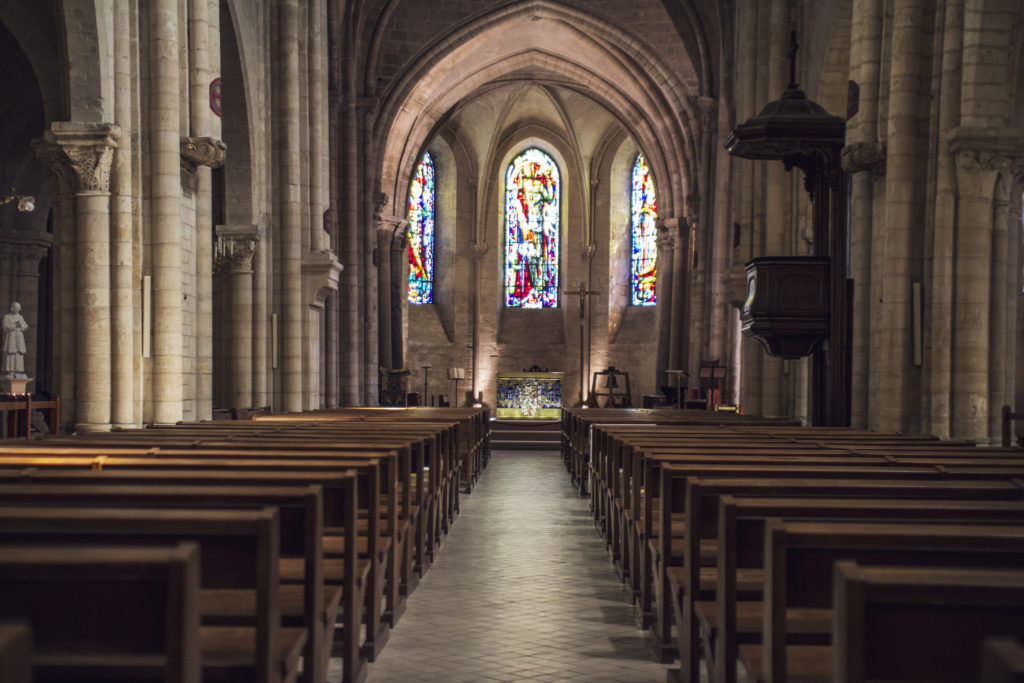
(947, 126), (1024, 193)
(656, 217), (682, 250)
(31, 139), (74, 196)
(45, 122), (121, 193)
(215, 224), (259, 274)
(470, 241), (490, 261)
(696, 95), (717, 132)
(181, 135), (227, 173)
(841, 141), (887, 176)
(303, 248), (344, 307)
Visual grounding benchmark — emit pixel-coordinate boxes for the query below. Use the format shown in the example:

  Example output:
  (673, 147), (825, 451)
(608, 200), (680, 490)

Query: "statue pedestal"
(1, 377), (32, 396)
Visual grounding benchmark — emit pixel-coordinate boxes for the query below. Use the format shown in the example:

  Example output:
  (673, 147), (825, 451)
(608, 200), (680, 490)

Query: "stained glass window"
(505, 148), (560, 308)
(407, 152), (435, 304)
(631, 153), (657, 305)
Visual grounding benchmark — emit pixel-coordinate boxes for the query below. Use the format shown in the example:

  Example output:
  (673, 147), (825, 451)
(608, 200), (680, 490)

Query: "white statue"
(2, 302), (28, 377)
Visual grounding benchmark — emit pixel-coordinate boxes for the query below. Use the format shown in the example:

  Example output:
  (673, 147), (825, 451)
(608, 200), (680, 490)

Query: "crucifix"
(563, 280), (601, 406)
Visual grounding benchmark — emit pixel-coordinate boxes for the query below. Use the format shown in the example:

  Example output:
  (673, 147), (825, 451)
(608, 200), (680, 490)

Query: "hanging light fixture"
(0, 187), (35, 213)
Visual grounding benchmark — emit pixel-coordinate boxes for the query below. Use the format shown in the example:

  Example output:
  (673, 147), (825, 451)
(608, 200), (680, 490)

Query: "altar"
(495, 371), (563, 419)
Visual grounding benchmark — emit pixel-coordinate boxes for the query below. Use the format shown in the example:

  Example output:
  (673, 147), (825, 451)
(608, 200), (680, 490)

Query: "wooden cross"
(564, 281), (601, 319)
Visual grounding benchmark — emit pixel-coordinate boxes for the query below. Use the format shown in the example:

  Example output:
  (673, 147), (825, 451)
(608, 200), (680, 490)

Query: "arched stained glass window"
(407, 152), (435, 304)
(505, 148), (560, 308)
(631, 153), (657, 305)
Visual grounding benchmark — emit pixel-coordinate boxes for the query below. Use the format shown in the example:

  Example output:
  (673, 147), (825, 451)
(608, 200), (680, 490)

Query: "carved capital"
(215, 224), (259, 274)
(656, 217), (681, 250)
(31, 139), (74, 196)
(46, 122), (121, 193)
(841, 141), (887, 175)
(470, 241), (489, 260)
(303, 248), (344, 307)
(372, 192), (389, 223)
(0, 240), (50, 275)
(696, 95), (717, 132)
(181, 136), (227, 173)
(947, 126), (1024, 194)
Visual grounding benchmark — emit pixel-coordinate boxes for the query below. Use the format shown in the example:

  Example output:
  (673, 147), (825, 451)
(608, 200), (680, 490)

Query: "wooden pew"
(0, 449), (396, 664)
(0, 467), (368, 682)
(0, 481), (346, 683)
(621, 439), (1018, 639)
(660, 469), (1024, 679)
(60, 426), (436, 593)
(980, 638), (1024, 683)
(833, 562), (1024, 683)
(0, 505), (303, 683)
(0, 543), (200, 682)
(0, 621), (33, 683)
(105, 418), (452, 576)
(646, 460), (951, 660)
(749, 521), (1024, 683)
(707, 494), (1024, 683)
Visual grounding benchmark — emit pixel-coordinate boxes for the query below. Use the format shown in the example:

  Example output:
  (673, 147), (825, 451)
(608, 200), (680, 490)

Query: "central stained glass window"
(631, 153), (657, 305)
(505, 148), (560, 308)
(407, 152), (435, 304)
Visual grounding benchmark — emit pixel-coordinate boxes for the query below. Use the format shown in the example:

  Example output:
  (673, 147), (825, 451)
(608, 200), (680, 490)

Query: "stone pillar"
(989, 182), (1010, 439)
(655, 219), (678, 386)
(150, 0), (184, 424)
(951, 145), (1007, 440)
(50, 122), (121, 433)
(375, 221), (395, 370)
(189, 0), (216, 421)
(32, 141), (76, 426)
(216, 226), (258, 409)
(111, 0), (135, 428)
(845, 0), (887, 430)
(302, 248), (343, 408)
(390, 222), (409, 370)
(873, 0), (924, 433)
(279, 0), (304, 412)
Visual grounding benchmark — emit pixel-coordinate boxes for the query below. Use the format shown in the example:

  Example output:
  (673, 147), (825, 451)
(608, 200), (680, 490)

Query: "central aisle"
(345, 451), (675, 682)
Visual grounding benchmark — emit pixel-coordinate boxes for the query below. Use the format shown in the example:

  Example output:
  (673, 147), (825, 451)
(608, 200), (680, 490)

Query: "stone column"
(111, 0), (135, 427)
(50, 122), (121, 433)
(874, 0), (924, 433)
(946, 136), (1019, 440)
(32, 140), (76, 425)
(655, 219), (677, 386)
(189, 0), (215, 421)
(279, 0), (304, 412)
(150, 0), (184, 424)
(989, 183), (1010, 439)
(845, 0), (887, 430)
(375, 220), (395, 370)
(302, 248), (343, 408)
(390, 222), (409, 370)
(216, 226), (258, 409)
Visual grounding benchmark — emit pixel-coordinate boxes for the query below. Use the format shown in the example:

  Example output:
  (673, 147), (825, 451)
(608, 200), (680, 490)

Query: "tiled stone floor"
(329, 450), (677, 682)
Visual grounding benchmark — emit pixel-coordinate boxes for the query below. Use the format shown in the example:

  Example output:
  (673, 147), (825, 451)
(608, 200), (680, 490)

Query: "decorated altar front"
(495, 371), (563, 419)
